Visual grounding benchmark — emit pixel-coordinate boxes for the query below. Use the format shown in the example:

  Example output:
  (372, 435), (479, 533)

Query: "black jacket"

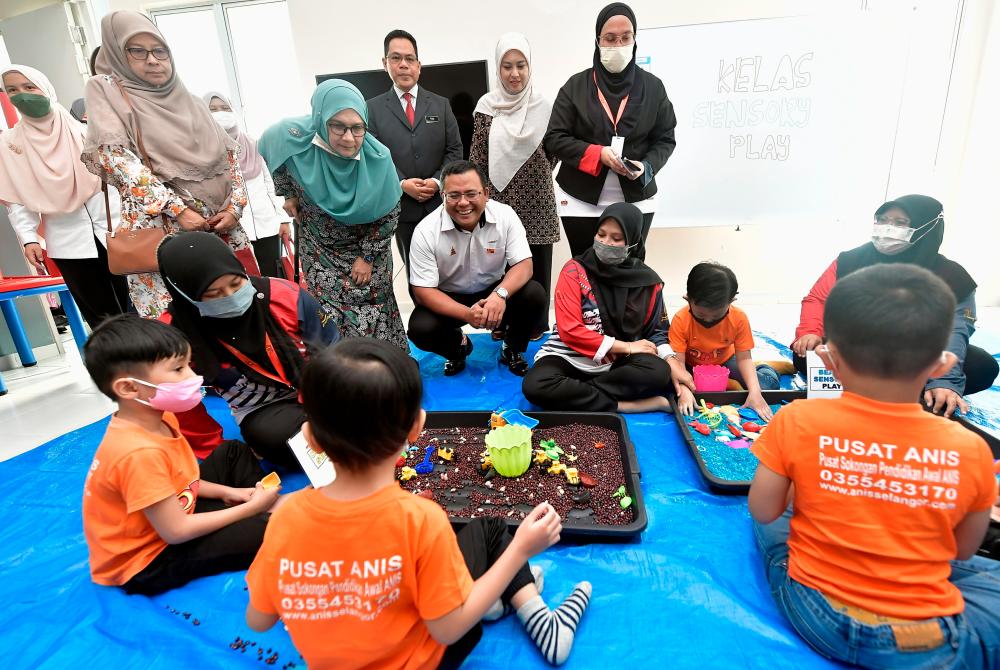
(366, 87), (464, 224)
(544, 68), (676, 205)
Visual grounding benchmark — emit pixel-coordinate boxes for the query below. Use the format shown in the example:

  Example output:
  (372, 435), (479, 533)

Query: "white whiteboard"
(638, 13), (912, 228)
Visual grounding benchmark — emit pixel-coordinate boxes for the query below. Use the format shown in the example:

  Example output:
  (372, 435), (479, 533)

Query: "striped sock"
(516, 582), (592, 666)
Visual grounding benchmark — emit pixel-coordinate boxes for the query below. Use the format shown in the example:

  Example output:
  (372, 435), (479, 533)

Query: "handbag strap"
(103, 181), (112, 234)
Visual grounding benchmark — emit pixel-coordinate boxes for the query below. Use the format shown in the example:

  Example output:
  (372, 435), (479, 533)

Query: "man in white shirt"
(408, 160), (546, 376)
(366, 29), (463, 272)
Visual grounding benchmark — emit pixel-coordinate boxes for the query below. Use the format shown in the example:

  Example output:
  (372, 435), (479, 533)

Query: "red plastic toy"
(689, 422), (711, 435)
(741, 422), (762, 433)
(728, 424), (742, 437)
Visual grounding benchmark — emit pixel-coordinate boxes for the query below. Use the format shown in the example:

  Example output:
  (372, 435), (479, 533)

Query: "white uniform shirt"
(409, 200), (532, 294)
(239, 169), (291, 242)
(6, 187), (121, 259)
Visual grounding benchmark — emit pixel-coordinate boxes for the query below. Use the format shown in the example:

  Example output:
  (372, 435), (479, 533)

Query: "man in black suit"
(366, 29), (463, 270)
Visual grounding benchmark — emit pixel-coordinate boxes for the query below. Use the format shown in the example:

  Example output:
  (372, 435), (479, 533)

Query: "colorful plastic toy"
(490, 413), (507, 429)
(260, 472), (281, 490)
(548, 462), (567, 476)
(533, 450), (551, 466)
(689, 421), (711, 435)
(498, 408), (540, 429)
(539, 438), (564, 460)
(415, 446), (436, 475)
(593, 441), (606, 450)
(727, 424), (742, 437)
(437, 447), (454, 462)
(612, 485), (633, 509)
(726, 439), (750, 449)
(399, 466), (417, 481)
(741, 421), (762, 433)
(485, 424), (533, 477)
(565, 467), (580, 485)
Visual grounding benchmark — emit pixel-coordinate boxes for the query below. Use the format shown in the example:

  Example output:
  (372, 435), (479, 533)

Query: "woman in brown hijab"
(82, 10), (253, 318)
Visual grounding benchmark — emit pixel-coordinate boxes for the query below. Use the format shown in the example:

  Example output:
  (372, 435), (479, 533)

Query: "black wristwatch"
(363, 254), (374, 264)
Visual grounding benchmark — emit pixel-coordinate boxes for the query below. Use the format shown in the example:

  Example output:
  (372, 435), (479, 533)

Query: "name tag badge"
(425, 115), (440, 123)
(486, 247), (497, 254)
(610, 135), (625, 156)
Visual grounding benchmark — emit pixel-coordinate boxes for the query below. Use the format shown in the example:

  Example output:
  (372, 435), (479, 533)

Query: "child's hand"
(244, 482), (280, 514)
(744, 393), (773, 421)
(512, 502), (561, 559)
(676, 386), (695, 416)
(221, 486), (255, 506)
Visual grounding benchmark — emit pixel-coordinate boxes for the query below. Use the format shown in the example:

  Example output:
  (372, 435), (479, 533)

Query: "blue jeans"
(721, 355), (780, 390)
(753, 510), (1000, 669)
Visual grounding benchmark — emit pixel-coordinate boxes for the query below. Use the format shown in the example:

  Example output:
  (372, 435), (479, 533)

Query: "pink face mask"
(129, 375), (205, 413)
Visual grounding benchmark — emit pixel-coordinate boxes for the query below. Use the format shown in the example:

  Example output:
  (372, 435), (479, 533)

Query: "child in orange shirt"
(245, 339), (592, 669)
(749, 264), (1000, 669)
(670, 262), (778, 418)
(82, 315), (281, 595)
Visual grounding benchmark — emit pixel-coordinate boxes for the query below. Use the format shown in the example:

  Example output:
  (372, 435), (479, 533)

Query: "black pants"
(251, 235), (282, 279)
(408, 280), (547, 358)
(523, 353), (672, 412)
(792, 344), (999, 396)
(395, 220), (419, 272)
(239, 397), (307, 470)
(529, 243), (553, 333)
(438, 518), (535, 670)
(51, 238), (131, 327)
(561, 213), (654, 260)
(122, 440), (268, 596)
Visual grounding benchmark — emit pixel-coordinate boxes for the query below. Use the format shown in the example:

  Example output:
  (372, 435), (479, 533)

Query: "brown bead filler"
(398, 423), (635, 526)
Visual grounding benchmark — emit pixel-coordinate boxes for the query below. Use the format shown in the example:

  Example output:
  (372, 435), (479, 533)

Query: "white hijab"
(474, 33), (551, 192)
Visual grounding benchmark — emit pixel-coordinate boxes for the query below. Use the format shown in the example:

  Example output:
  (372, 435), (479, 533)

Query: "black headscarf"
(576, 202), (662, 339)
(837, 194), (976, 300)
(589, 3), (644, 139)
(157, 232), (306, 388)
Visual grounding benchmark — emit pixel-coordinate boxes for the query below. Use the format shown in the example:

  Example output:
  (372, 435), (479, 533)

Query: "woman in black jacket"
(544, 2), (677, 259)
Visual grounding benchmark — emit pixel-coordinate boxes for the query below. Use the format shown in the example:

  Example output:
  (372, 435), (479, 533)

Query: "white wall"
(1, 3), (86, 102)
(102, 0), (1000, 310)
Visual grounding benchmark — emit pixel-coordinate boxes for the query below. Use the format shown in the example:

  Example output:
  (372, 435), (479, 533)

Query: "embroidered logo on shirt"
(176, 479), (200, 512)
(486, 248), (496, 254)
(450, 246), (457, 256)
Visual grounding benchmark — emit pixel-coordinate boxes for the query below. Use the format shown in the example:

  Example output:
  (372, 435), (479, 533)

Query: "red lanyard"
(219, 333), (291, 388)
(593, 71), (629, 135)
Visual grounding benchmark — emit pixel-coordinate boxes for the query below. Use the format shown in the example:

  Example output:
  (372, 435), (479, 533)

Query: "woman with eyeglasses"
(81, 10), (254, 319)
(469, 32), (558, 339)
(791, 194), (998, 417)
(258, 79), (407, 349)
(1, 64), (131, 326)
(544, 2), (677, 259)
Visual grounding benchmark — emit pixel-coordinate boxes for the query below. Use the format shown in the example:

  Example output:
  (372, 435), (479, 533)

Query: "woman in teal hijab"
(259, 80), (406, 348)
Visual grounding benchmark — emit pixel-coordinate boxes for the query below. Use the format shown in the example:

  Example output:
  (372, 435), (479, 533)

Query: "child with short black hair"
(749, 264), (1000, 668)
(82, 314), (280, 595)
(246, 338), (592, 668)
(670, 261), (779, 418)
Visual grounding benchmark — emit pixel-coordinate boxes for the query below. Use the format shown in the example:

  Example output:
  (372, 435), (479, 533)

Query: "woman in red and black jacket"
(792, 194), (997, 418)
(157, 232), (339, 468)
(522, 203), (693, 412)
(544, 2), (676, 260)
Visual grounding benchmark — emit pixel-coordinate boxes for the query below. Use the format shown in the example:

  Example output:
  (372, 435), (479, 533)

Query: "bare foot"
(618, 396), (672, 414)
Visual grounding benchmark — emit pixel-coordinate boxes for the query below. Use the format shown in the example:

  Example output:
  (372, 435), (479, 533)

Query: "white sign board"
(806, 349), (842, 399)
(288, 430), (336, 488)
(636, 13), (909, 228)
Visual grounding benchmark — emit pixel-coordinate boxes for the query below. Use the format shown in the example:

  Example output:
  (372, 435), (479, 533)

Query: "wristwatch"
(494, 287), (509, 301)
(363, 254), (374, 264)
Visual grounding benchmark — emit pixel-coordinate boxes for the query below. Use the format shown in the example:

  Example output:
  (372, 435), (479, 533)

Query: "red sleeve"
(578, 144), (603, 177)
(794, 260), (837, 341)
(554, 262), (607, 358)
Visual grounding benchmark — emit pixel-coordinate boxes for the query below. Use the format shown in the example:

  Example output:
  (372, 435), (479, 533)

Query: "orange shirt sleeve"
(117, 447), (183, 514)
(414, 508), (474, 621)
(751, 407), (791, 478)
(246, 550), (278, 615)
(668, 308), (689, 354)
(733, 310), (755, 352)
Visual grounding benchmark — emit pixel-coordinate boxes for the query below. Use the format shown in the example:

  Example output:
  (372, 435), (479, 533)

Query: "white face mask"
(599, 45), (633, 74)
(211, 110), (239, 132)
(871, 214), (942, 256)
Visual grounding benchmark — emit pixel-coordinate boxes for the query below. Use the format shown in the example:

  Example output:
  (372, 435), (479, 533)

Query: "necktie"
(403, 92), (415, 127)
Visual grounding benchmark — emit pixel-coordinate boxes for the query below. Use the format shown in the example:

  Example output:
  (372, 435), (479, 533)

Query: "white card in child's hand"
(287, 430), (336, 487)
(805, 350), (843, 399)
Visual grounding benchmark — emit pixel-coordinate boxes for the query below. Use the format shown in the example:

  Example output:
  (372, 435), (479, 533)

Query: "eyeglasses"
(444, 191), (482, 203)
(599, 33), (634, 47)
(876, 214), (910, 227)
(386, 54), (418, 65)
(125, 46), (170, 61)
(328, 122), (367, 137)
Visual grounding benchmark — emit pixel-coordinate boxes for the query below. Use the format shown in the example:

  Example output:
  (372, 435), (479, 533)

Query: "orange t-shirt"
(82, 412), (200, 585)
(668, 305), (755, 367)
(246, 485), (474, 670)
(752, 392), (998, 619)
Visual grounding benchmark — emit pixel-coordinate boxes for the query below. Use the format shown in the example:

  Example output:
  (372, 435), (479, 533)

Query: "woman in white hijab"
(1, 64), (131, 325)
(203, 91), (291, 278)
(469, 33), (557, 338)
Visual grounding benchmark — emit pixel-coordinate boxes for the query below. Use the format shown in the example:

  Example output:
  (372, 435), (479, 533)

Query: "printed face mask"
(10, 93), (51, 118)
(130, 375), (205, 413)
(599, 45), (633, 74)
(871, 214), (942, 256)
(593, 239), (632, 265)
(211, 110), (239, 132)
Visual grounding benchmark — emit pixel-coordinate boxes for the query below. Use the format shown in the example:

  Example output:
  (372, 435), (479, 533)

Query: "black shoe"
(500, 344), (529, 376)
(444, 337), (473, 376)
